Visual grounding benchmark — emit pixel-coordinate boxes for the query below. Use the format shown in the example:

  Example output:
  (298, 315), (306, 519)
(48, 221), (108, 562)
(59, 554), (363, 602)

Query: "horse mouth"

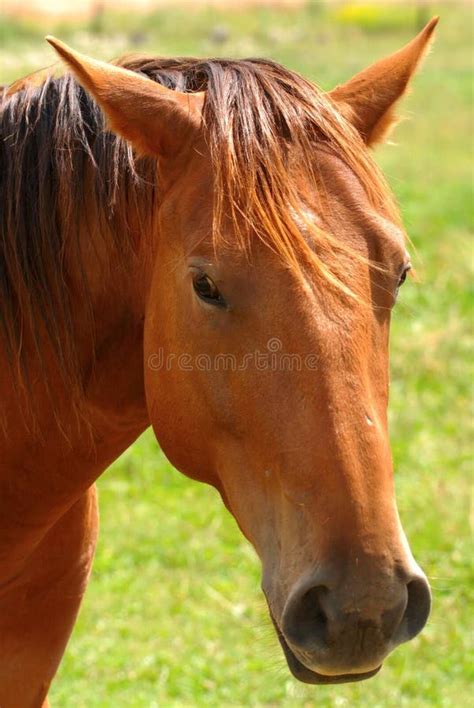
(270, 613), (382, 685)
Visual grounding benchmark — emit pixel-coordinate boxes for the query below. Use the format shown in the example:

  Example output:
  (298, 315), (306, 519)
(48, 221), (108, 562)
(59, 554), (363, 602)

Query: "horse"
(0, 18), (438, 706)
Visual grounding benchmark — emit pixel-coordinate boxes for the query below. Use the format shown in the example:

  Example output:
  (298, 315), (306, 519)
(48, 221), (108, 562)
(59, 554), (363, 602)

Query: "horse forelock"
(119, 54), (401, 293)
(0, 54), (400, 410)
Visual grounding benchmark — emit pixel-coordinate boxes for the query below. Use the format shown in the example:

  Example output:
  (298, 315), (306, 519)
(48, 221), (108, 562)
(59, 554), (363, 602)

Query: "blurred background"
(1, 1), (472, 705)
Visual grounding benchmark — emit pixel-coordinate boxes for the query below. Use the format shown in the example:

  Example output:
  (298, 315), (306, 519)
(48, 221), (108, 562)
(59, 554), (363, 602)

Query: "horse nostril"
(282, 585), (329, 651)
(403, 576), (432, 640)
(281, 570), (432, 663)
(391, 575), (431, 645)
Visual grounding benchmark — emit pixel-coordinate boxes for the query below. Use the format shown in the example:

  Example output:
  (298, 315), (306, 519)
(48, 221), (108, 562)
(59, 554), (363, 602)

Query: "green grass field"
(1, 2), (472, 705)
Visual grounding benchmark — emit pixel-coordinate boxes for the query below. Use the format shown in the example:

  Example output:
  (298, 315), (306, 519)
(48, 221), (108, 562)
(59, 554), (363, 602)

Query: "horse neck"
(0, 177), (152, 517)
(17, 168), (154, 444)
(64, 169), (159, 430)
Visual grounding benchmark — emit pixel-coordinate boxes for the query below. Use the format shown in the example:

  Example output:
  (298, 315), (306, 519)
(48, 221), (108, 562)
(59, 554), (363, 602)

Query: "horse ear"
(329, 17), (439, 146)
(46, 36), (204, 159)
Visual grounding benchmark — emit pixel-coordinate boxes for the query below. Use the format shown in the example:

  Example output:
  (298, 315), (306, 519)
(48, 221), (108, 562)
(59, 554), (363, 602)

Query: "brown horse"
(0, 19), (438, 706)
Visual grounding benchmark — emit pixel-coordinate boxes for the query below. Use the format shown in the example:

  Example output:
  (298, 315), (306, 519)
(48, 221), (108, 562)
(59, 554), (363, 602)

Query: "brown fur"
(1, 52), (401, 409)
(0, 22), (437, 705)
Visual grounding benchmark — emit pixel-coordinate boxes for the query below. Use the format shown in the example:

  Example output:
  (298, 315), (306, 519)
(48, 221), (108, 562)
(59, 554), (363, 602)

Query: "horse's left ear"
(329, 17), (439, 146)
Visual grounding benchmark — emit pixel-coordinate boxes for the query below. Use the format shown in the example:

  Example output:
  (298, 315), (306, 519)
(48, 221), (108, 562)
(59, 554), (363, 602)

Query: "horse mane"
(0, 54), (399, 407)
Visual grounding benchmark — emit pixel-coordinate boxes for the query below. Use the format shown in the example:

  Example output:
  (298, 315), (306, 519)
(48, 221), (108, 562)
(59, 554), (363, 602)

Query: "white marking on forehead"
(289, 204), (321, 237)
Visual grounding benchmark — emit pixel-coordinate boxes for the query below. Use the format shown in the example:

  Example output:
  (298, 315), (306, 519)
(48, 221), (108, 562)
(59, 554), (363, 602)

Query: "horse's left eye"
(398, 264), (411, 288)
(396, 263), (411, 298)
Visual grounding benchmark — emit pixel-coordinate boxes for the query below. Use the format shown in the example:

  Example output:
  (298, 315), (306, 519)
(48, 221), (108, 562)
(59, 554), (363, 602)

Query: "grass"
(1, 2), (472, 705)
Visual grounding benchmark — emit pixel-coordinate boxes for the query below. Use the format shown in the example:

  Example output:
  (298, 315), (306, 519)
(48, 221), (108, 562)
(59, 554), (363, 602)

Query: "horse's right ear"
(46, 37), (204, 159)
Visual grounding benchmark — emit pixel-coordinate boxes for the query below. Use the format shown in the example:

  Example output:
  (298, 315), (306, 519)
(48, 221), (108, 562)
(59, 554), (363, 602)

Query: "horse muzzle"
(267, 561), (431, 684)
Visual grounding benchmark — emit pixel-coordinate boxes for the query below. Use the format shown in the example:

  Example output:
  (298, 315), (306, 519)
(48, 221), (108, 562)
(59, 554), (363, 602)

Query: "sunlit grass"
(1, 3), (472, 705)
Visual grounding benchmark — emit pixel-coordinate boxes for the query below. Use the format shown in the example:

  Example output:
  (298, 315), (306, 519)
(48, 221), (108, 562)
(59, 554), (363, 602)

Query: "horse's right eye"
(193, 273), (226, 307)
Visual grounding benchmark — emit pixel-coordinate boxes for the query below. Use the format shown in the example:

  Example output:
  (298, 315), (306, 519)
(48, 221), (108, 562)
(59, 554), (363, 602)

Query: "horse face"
(48, 18), (437, 684)
(144, 146), (430, 683)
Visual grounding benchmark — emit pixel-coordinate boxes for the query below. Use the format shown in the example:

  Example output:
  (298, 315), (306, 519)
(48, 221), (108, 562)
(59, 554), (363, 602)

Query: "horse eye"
(398, 263), (412, 289)
(395, 263), (411, 299)
(193, 273), (225, 306)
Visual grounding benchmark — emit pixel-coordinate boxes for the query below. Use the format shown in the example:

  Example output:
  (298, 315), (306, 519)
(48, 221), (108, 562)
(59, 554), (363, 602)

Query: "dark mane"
(0, 54), (398, 402)
(1, 67), (157, 403)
